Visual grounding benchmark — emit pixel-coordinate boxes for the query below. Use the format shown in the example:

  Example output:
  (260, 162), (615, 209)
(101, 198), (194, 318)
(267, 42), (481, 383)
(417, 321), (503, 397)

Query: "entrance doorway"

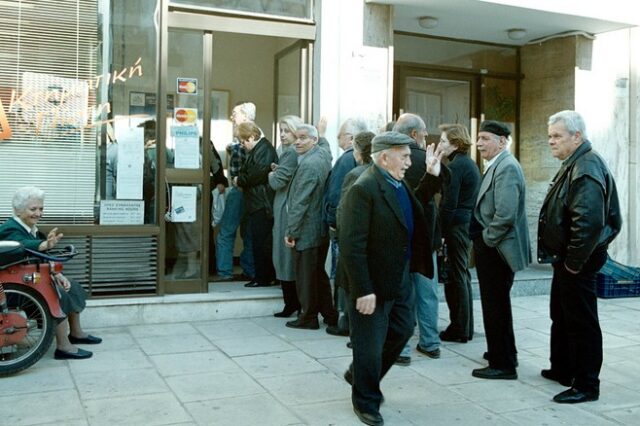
(160, 12), (314, 294)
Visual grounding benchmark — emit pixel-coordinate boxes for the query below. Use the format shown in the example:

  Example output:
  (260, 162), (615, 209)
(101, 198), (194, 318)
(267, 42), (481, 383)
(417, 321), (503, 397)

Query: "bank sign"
(0, 58), (144, 141)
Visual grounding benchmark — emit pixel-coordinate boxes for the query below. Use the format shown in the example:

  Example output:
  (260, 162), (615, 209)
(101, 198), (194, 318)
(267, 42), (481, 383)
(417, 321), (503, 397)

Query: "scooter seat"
(0, 241), (26, 268)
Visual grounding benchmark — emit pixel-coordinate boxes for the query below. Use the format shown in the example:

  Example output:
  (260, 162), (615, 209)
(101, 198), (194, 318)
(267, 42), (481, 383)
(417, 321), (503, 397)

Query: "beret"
(479, 120), (511, 137)
(371, 131), (414, 153)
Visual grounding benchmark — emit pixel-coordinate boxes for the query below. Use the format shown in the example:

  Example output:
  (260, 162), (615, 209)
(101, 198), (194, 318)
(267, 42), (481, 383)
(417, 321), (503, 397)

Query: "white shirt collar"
(483, 150), (507, 174)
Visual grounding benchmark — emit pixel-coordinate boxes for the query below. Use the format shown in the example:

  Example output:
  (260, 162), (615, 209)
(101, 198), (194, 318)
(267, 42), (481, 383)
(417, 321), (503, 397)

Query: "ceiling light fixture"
(418, 16), (439, 29)
(507, 28), (527, 40)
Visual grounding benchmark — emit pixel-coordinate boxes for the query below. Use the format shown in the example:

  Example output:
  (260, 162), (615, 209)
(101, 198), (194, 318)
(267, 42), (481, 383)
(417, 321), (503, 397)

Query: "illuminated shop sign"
(0, 58), (144, 141)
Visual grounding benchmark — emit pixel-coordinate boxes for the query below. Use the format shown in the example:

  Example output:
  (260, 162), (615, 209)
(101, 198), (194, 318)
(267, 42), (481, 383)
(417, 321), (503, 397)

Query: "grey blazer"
(285, 145), (332, 251)
(474, 151), (531, 272)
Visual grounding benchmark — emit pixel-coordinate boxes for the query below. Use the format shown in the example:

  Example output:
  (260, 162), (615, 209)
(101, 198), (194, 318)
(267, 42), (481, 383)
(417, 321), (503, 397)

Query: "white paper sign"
(171, 186), (197, 222)
(116, 127), (144, 199)
(99, 200), (144, 224)
(172, 125), (200, 169)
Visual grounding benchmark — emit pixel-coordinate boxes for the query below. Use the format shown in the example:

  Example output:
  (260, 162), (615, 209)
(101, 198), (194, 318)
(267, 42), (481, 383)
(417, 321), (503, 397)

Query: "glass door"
(273, 40), (311, 147)
(395, 66), (478, 159)
(161, 28), (214, 293)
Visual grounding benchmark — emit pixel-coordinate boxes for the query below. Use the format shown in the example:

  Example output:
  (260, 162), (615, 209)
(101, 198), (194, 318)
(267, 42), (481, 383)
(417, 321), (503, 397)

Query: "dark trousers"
(550, 250), (607, 393)
(443, 223), (474, 339)
(474, 237), (517, 370)
(348, 265), (414, 414)
(293, 243), (337, 324)
(249, 209), (275, 285)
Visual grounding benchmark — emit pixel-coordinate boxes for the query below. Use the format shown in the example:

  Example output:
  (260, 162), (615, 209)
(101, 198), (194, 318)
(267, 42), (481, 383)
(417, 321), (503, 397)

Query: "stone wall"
(519, 36), (578, 262)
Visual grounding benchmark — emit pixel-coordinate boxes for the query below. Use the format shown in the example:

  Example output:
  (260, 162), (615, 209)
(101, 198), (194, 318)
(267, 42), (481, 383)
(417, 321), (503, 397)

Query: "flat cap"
(479, 120), (511, 137)
(371, 131), (414, 153)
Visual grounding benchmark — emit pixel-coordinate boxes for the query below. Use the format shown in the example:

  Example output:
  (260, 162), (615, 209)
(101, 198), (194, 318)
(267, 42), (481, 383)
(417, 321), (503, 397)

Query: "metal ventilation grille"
(0, 0), (98, 224)
(62, 235), (158, 296)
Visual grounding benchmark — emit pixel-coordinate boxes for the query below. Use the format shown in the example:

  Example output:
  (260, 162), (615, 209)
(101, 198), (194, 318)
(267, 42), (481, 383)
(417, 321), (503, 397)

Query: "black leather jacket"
(237, 137), (278, 215)
(537, 141), (622, 271)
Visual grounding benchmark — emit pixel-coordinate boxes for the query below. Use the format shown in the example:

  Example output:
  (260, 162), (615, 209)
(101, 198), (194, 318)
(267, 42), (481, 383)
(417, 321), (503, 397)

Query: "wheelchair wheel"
(0, 284), (55, 376)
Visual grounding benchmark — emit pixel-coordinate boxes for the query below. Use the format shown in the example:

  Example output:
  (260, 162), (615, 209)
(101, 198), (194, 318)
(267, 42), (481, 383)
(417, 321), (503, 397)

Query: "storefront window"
(171, 0), (313, 20)
(0, 0), (159, 225)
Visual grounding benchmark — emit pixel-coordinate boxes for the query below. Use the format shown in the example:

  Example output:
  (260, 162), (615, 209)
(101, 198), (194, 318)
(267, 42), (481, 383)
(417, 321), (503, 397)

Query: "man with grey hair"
(284, 124), (337, 329)
(538, 110), (621, 403)
(393, 112), (442, 364)
(340, 132), (433, 426)
(214, 101), (257, 283)
(323, 117), (369, 337)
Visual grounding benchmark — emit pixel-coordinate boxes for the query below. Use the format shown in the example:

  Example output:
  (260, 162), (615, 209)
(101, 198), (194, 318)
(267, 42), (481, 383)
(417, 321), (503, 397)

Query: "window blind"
(0, 0), (98, 224)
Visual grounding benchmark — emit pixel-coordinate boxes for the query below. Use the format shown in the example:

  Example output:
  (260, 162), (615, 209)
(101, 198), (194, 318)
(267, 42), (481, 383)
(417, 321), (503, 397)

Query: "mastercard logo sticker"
(178, 80), (197, 94)
(175, 108), (197, 124)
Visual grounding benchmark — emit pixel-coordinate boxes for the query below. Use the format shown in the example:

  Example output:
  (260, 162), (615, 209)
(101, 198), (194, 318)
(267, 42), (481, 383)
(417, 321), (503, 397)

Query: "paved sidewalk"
(2, 295), (639, 426)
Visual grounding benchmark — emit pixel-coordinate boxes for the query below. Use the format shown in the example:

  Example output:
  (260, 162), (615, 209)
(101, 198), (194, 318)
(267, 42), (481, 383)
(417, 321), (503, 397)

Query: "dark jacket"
(537, 141), (622, 271)
(339, 165), (433, 301)
(237, 137), (278, 215)
(406, 143), (442, 252)
(322, 148), (356, 228)
(440, 151), (481, 232)
(0, 217), (43, 251)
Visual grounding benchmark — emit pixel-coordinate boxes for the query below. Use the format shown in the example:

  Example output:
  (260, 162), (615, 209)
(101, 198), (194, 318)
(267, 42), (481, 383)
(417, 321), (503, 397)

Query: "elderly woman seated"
(0, 186), (101, 360)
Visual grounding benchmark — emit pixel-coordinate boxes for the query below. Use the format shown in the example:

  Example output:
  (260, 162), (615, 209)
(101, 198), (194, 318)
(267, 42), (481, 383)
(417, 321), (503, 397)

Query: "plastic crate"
(596, 257), (640, 298)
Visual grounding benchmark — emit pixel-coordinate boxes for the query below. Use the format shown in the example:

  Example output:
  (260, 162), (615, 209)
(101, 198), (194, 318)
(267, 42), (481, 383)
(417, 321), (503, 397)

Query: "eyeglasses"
(338, 132), (353, 139)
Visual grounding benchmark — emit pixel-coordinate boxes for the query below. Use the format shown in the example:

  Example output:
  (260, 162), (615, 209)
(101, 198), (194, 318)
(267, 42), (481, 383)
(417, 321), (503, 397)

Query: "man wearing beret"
(539, 110), (621, 403)
(470, 120), (531, 380)
(340, 132), (433, 426)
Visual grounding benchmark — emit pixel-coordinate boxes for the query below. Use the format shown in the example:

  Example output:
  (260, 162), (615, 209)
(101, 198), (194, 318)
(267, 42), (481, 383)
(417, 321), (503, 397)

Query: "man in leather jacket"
(538, 110), (622, 404)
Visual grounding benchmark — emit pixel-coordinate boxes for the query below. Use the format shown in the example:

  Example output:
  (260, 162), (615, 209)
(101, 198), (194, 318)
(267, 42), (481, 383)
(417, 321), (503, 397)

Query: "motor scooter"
(0, 241), (76, 376)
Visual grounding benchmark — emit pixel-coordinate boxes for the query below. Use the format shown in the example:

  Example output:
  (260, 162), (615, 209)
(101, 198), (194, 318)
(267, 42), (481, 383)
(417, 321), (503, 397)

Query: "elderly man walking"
(538, 110), (621, 403)
(340, 132), (433, 426)
(470, 120), (530, 380)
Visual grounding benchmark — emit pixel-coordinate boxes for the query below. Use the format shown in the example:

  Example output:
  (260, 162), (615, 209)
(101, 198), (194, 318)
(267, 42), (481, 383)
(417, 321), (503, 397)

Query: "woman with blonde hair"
(268, 115), (303, 316)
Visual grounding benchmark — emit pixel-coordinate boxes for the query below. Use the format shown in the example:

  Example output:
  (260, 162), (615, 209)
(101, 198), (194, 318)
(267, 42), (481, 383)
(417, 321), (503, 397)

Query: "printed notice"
(99, 200), (144, 224)
(116, 127), (144, 199)
(171, 186), (197, 222)
(172, 125), (200, 169)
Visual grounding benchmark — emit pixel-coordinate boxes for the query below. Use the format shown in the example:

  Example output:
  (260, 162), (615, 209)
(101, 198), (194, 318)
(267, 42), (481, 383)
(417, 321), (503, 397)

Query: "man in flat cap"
(470, 120), (530, 380)
(340, 131), (433, 426)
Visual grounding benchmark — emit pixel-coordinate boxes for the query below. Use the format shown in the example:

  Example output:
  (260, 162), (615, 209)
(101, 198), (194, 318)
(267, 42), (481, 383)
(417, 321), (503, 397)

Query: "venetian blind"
(0, 0), (98, 224)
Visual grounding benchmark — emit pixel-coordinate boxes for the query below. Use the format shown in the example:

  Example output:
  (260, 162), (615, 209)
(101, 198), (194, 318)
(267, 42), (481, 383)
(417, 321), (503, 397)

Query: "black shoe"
(472, 366), (517, 380)
(416, 344), (440, 359)
(439, 330), (468, 343)
(273, 307), (299, 318)
(483, 352), (518, 367)
(285, 318), (320, 330)
(326, 325), (349, 337)
(541, 369), (573, 387)
(395, 355), (411, 366)
(244, 280), (272, 287)
(353, 406), (384, 426)
(344, 368), (353, 385)
(553, 388), (599, 404)
(54, 348), (93, 360)
(68, 334), (102, 345)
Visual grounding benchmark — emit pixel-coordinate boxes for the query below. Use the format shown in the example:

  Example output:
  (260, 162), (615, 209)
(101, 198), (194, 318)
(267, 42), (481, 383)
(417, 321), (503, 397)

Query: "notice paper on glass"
(171, 186), (197, 222)
(116, 127), (144, 199)
(172, 125), (200, 169)
(99, 200), (144, 225)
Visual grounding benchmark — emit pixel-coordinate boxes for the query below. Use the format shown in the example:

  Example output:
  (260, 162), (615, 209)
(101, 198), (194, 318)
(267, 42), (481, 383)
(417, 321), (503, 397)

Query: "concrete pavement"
(1, 294), (640, 425)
